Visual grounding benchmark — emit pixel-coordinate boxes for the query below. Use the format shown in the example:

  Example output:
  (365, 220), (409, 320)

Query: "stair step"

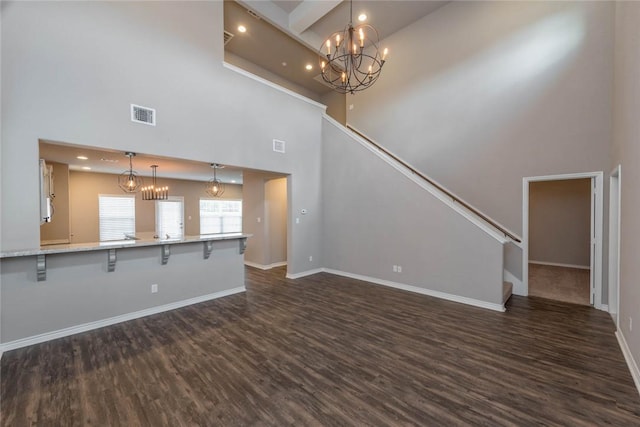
(503, 281), (513, 304)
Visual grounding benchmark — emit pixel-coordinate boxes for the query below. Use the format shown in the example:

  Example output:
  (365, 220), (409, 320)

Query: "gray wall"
(0, 240), (243, 343)
(1, 1), (324, 275)
(322, 119), (504, 306)
(529, 179), (591, 267)
(347, 0), (613, 298)
(348, 1), (612, 234)
(0, 1), (324, 345)
(612, 0), (640, 385)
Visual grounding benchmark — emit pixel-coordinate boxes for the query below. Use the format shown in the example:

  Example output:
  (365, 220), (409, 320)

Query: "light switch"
(296, 218), (300, 224)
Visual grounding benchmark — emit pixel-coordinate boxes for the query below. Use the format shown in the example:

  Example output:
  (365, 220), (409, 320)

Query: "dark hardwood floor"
(2, 266), (639, 426)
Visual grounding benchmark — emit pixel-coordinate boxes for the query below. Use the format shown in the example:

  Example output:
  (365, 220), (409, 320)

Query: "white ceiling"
(271, 0), (302, 14)
(305, 1), (449, 43)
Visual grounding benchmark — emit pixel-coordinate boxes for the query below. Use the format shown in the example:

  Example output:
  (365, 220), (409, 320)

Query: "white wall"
(612, 1), (640, 388)
(0, 1), (324, 275)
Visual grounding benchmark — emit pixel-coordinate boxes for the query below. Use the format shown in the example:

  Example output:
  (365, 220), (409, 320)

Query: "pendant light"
(319, 0), (388, 94)
(141, 165), (168, 200)
(205, 164), (225, 197)
(118, 152), (144, 193)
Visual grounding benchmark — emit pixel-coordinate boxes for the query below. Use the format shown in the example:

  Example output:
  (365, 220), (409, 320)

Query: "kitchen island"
(0, 234), (250, 351)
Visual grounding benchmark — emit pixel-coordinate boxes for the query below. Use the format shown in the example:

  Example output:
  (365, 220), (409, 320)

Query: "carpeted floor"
(529, 263), (590, 305)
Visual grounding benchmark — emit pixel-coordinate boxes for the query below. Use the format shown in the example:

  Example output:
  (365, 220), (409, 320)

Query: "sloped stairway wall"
(321, 117), (507, 311)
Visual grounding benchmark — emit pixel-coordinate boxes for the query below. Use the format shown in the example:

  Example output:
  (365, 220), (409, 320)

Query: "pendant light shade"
(205, 163), (225, 197)
(118, 152), (143, 193)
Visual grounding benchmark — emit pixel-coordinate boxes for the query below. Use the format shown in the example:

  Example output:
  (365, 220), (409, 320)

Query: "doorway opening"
(242, 171), (289, 271)
(522, 172), (603, 308)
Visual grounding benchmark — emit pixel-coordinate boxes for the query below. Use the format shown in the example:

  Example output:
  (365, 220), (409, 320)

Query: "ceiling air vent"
(224, 30), (234, 45)
(131, 104), (156, 126)
(273, 139), (285, 154)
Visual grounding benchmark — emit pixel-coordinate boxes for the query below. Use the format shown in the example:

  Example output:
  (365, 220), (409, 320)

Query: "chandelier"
(319, 0), (388, 94)
(118, 152), (143, 193)
(141, 165), (168, 201)
(205, 164), (225, 197)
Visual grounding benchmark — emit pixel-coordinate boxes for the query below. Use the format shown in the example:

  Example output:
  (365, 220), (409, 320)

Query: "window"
(99, 194), (135, 241)
(200, 199), (242, 234)
(156, 197), (184, 239)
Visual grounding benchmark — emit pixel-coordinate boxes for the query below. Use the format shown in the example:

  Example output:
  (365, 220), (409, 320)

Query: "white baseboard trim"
(529, 260), (590, 270)
(600, 304), (609, 312)
(286, 268), (324, 279)
(616, 330), (640, 396)
(323, 269), (505, 312)
(0, 286), (246, 353)
(503, 270), (524, 296)
(244, 261), (287, 270)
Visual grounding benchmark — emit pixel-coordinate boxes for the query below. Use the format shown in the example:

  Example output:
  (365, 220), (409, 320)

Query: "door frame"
(522, 171), (604, 309)
(608, 165), (621, 325)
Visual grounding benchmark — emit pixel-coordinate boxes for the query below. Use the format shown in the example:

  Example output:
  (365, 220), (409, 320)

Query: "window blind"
(99, 195), (135, 241)
(200, 199), (242, 234)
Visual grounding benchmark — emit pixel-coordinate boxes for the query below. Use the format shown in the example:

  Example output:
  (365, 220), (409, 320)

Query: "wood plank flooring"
(2, 266), (639, 426)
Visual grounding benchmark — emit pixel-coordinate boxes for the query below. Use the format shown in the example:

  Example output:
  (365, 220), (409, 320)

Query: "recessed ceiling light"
(237, 25), (247, 33)
(82, 166), (92, 170)
(282, 62), (287, 67)
(358, 13), (367, 22)
(76, 155), (88, 160)
(231, 180), (237, 183)
(305, 64), (313, 71)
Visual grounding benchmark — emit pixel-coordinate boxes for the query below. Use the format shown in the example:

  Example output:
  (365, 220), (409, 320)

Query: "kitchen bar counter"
(0, 233), (250, 258)
(0, 233), (250, 282)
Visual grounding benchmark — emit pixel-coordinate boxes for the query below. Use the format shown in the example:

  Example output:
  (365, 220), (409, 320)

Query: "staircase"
(325, 119), (522, 309)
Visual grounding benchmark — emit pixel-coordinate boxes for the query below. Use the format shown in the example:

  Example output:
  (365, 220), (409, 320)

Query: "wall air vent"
(223, 30), (235, 45)
(131, 104), (156, 126)
(273, 139), (285, 153)
(247, 10), (262, 20)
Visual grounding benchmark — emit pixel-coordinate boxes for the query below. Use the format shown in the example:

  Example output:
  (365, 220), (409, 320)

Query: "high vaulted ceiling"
(227, 1), (449, 97)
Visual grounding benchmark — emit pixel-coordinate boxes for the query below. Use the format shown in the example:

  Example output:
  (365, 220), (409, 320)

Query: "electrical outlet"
(397, 265), (402, 273)
(151, 284), (158, 293)
(257, 217), (261, 223)
(393, 265), (398, 272)
(309, 255), (313, 262)
(630, 317), (633, 332)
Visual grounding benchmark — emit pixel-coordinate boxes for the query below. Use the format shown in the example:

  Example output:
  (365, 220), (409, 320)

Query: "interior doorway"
(242, 172), (289, 270)
(522, 172), (604, 308)
(608, 165), (621, 325)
